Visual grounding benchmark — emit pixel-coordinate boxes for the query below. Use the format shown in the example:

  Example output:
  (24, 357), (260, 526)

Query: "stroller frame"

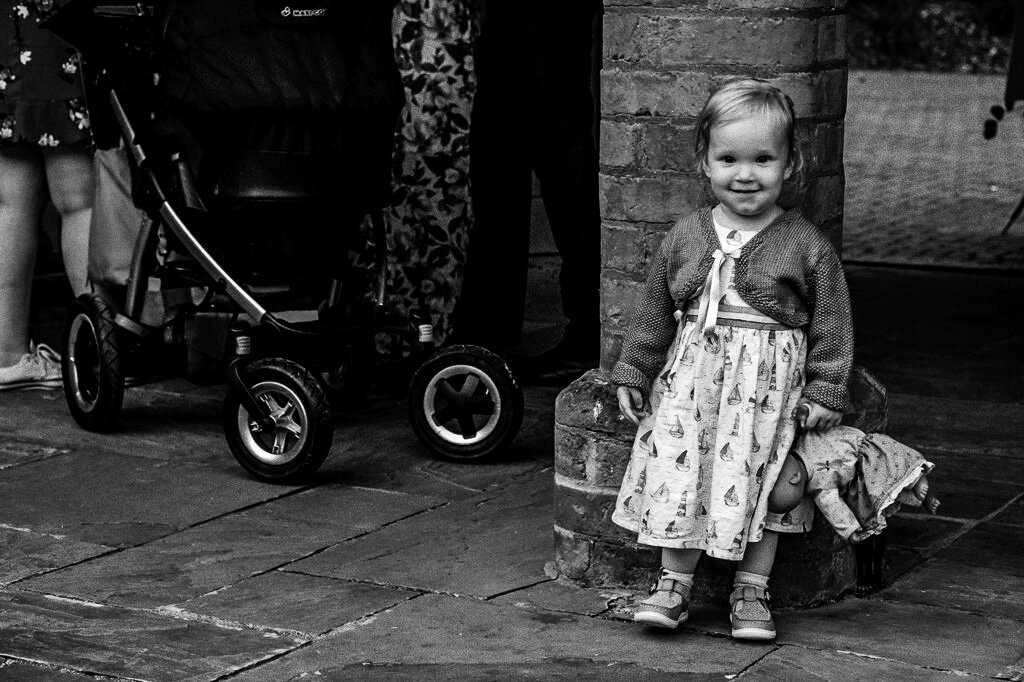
(51, 0), (524, 480)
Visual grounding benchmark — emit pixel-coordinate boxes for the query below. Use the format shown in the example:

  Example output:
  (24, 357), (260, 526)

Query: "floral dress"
(612, 217), (815, 561)
(0, 0), (89, 147)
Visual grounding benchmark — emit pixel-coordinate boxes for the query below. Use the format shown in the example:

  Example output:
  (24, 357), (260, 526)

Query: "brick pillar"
(554, 1), (858, 606)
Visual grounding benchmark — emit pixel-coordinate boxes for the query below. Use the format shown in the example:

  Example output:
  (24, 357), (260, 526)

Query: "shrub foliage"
(848, 0), (1017, 73)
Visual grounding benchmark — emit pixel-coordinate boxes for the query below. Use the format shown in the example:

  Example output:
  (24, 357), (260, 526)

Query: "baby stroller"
(44, 0), (524, 480)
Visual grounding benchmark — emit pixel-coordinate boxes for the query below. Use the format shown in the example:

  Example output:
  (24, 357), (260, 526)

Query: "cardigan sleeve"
(611, 235), (679, 396)
(801, 246), (854, 412)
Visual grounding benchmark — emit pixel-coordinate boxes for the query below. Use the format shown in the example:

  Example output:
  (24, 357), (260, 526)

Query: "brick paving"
(844, 70), (1024, 270)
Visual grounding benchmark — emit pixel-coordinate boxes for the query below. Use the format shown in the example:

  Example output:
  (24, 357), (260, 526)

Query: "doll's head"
(693, 79), (804, 211)
(767, 452), (808, 514)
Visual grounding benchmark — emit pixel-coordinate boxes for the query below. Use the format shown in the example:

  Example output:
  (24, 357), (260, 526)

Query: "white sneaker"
(0, 342), (62, 391)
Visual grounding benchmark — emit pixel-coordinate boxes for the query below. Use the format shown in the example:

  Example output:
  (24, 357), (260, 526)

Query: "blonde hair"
(692, 79), (804, 197)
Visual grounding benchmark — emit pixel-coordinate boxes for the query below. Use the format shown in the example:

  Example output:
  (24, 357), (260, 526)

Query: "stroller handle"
(94, 4), (149, 17)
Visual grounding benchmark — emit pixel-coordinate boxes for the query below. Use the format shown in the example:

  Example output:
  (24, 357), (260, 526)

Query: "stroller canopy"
(159, 0), (405, 207)
(160, 0), (403, 120)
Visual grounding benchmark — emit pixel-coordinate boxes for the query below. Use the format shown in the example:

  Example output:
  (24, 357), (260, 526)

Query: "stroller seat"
(203, 148), (326, 202)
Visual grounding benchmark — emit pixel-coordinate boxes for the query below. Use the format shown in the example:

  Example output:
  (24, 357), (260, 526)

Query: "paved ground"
(2, 71), (1024, 680)
(2, 266), (1023, 681)
(844, 70), (1024, 271)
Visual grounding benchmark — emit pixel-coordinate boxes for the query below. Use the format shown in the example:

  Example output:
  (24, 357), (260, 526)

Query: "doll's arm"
(810, 488), (862, 541)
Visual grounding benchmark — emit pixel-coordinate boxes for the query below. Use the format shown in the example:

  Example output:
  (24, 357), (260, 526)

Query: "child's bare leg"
(912, 475), (940, 514)
(737, 530), (778, 577)
(663, 547), (701, 574)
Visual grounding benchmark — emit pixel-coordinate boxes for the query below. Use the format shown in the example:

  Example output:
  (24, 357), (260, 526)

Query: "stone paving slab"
(0, 438), (71, 469)
(18, 513), (359, 609)
(920, 449), (1024, 486)
(774, 597), (1024, 677)
(0, 589), (305, 681)
(885, 393), (1024, 454)
(288, 479), (554, 598)
(880, 521), (1024, 622)
(181, 571), (418, 636)
(846, 267), (1024, 404)
(885, 514), (965, 554)
(491, 579), (630, 617)
(881, 514), (968, 581)
(330, 449), (554, 503)
(0, 660), (96, 681)
(20, 486), (445, 609)
(231, 483), (448, 534)
(0, 384), (229, 467)
(231, 593), (772, 681)
(992, 494), (1024, 525)
(0, 526), (110, 587)
(0, 449), (294, 547)
(738, 645), (958, 682)
(883, 556), (1024, 624)
(317, 387), (560, 500)
(235, 661), (725, 681)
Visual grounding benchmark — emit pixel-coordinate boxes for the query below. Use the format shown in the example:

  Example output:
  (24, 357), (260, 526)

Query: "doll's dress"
(797, 426), (934, 539)
(612, 216), (815, 560)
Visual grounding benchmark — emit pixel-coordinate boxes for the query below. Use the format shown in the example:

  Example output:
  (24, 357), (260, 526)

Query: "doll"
(782, 418), (940, 543)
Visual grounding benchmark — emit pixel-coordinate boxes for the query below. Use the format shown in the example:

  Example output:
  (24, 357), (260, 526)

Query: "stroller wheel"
(224, 358), (333, 483)
(409, 345), (524, 461)
(62, 294), (125, 431)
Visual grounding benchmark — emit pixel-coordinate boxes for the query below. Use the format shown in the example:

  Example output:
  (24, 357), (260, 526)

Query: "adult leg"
(43, 144), (94, 297)
(534, 128), (600, 356)
(519, 1), (602, 376)
(453, 2), (533, 349)
(533, 3), (601, 350)
(0, 144), (47, 366)
(457, 119), (533, 348)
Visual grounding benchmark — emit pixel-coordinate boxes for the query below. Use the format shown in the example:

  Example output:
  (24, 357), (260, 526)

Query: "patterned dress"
(612, 218), (815, 561)
(0, 1), (89, 147)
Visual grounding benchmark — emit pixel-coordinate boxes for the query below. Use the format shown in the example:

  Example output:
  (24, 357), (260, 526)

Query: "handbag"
(88, 146), (149, 287)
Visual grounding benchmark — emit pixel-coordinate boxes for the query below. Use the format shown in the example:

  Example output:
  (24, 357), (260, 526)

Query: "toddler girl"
(612, 79), (853, 641)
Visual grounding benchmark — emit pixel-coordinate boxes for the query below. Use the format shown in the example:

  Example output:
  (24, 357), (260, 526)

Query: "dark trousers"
(455, 0), (602, 351)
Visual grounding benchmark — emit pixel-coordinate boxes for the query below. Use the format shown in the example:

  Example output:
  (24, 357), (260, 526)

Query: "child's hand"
(793, 400), (842, 432)
(616, 386), (649, 425)
(850, 527), (875, 544)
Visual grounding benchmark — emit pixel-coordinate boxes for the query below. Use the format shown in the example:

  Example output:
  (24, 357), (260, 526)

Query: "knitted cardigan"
(612, 207), (853, 412)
